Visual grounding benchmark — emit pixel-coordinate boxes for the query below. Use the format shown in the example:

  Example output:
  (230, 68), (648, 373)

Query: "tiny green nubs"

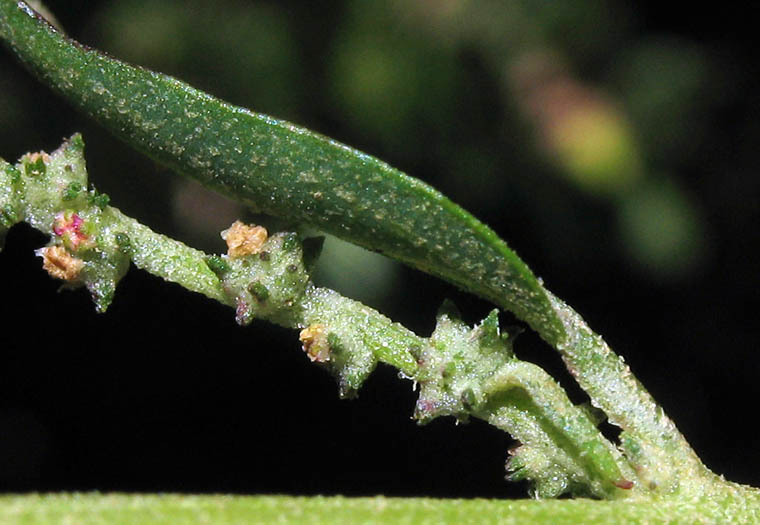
(0, 0), (562, 344)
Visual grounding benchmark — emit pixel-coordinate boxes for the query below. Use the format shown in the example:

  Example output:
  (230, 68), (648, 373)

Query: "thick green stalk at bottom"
(2, 491), (759, 525)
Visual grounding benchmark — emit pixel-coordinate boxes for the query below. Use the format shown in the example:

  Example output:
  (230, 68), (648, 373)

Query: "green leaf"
(0, 0), (562, 344)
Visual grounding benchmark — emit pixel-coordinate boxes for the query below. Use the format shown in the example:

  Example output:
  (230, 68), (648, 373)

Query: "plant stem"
(2, 491), (760, 525)
(2, 136), (640, 499)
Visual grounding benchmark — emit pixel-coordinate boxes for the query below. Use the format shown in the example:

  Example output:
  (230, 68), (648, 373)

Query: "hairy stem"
(2, 136), (643, 499)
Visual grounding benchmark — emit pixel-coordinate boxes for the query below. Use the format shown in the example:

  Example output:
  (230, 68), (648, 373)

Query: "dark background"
(1, 1), (759, 498)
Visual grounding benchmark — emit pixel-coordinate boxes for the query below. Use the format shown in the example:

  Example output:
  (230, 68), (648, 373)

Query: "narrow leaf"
(0, 0), (563, 343)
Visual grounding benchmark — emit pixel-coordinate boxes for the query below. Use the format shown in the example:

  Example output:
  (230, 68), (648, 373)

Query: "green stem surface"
(1, 137), (639, 499)
(2, 491), (759, 525)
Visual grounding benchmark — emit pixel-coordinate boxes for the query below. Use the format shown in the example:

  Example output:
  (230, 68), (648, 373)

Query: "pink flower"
(53, 211), (94, 250)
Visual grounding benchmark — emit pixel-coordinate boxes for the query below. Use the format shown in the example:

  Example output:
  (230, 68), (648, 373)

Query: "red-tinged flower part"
(235, 298), (254, 326)
(414, 398), (436, 419)
(53, 211), (94, 250)
(614, 478), (635, 490)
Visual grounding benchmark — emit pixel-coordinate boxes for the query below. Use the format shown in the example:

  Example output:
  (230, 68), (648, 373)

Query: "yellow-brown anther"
(37, 245), (84, 281)
(299, 324), (330, 363)
(27, 152), (51, 164)
(221, 220), (268, 258)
